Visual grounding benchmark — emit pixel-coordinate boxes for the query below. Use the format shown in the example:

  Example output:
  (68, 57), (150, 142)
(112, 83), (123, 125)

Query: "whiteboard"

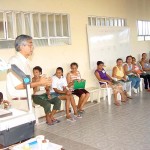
(87, 26), (131, 70)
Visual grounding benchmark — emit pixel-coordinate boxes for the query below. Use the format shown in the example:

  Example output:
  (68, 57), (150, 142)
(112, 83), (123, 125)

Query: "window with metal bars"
(0, 11), (71, 49)
(137, 20), (150, 41)
(88, 16), (126, 27)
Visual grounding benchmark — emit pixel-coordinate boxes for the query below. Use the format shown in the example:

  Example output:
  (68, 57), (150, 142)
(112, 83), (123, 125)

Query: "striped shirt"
(68, 71), (81, 90)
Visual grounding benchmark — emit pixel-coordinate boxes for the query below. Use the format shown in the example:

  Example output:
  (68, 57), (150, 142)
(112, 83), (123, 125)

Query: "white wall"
(0, 0), (150, 97)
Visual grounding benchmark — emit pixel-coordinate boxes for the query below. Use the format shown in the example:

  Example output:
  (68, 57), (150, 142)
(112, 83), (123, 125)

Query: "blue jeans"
(128, 75), (140, 89)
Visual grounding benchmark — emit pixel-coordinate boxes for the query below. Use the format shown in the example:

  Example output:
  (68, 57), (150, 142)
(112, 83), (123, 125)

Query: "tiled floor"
(35, 90), (150, 150)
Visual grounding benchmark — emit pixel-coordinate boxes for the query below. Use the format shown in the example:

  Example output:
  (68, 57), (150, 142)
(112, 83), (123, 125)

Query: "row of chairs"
(33, 71), (144, 124)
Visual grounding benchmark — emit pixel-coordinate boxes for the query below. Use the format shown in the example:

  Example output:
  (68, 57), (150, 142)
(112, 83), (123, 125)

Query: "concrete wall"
(0, 0), (150, 98)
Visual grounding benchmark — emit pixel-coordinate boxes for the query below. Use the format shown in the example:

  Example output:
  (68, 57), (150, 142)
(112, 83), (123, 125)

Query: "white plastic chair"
(137, 78), (144, 92)
(99, 81), (112, 105)
(112, 77), (132, 96)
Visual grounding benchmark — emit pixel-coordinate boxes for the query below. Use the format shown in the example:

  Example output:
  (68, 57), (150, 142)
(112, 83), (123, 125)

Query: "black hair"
(126, 55), (132, 62)
(70, 62), (78, 68)
(142, 53), (146, 57)
(132, 57), (136, 60)
(116, 58), (123, 62)
(33, 66), (42, 74)
(97, 61), (104, 66)
(56, 67), (64, 76)
(0, 92), (3, 103)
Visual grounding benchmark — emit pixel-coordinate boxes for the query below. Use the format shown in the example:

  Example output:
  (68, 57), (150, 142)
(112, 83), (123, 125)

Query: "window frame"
(137, 20), (150, 41)
(0, 11), (6, 39)
(0, 10), (71, 48)
(88, 16), (126, 27)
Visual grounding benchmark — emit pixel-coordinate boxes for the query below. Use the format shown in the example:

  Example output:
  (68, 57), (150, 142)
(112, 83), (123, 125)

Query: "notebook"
(73, 80), (86, 90)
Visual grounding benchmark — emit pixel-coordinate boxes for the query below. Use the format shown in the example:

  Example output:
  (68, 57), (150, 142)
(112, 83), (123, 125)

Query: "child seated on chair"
(95, 61), (127, 106)
(51, 67), (82, 122)
(0, 92), (10, 109)
(32, 66), (61, 125)
(67, 62), (90, 114)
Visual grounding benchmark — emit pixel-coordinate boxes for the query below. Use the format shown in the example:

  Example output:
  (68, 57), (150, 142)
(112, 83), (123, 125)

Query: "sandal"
(127, 96), (132, 99)
(66, 117), (76, 122)
(114, 101), (120, 106)
(121, 100), (126, 102)
(46, 122), (54, 126)
(74, 114), (82, 119)
(78, 109), (85, 114)
(52, 119), (61, 123)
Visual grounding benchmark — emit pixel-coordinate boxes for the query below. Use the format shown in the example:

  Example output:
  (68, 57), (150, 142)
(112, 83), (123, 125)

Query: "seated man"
(32, 66), (61, 125)
(95, 61), (127, 106)
(6, 35), (54, 123)
(112, 58), (132, 98)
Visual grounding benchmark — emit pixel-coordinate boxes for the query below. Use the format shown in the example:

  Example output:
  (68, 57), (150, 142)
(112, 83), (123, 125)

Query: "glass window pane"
(0, 12), (5, 38)
(145, 36), (150, 41)
(109, 19), (114, 26)
(6, 12), (14, 38)
(148, 22), (150, 35)
(88, 17), (91, 25)
(33, 13), (40, 37)
(114, 19), (118, 26)
(96, 18), (101, 26)
(142, 21), (146, 35)
(118, 19), (122, 26)
(16, 13), (23, 36)
(138, 21), (143, 35)
(62, 15), (69, 36)
(145, 21), (148, 35)
(55, 15), (62, 36)
(41, 14), (47, 37)
(122, 19), (125, 26)
(106, 19), (110, 26)
(48, 14), (55, 36)
(92, 17), (96, 26)
(24, 13), (31, 36)
(101, 18), (105, 26)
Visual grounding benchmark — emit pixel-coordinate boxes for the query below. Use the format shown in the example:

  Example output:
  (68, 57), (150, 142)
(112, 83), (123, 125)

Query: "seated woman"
(140, 53), (150, 75)
(67, 62), (90, 114)
(124, 56), (140, 94)
(32, 66), (61, 125)
(112, 58), (132, 98)
(51, 67), (81, 122)
(132, 57), (150, 92)
(95, 61), (126, 106)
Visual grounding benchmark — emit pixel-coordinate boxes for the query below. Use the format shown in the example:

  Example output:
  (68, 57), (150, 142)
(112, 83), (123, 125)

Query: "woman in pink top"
(67, 62), (90, 114)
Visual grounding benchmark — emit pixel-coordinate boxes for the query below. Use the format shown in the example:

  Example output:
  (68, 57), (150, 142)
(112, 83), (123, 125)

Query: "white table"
(0, 108), (35, 131)
(11, 137), (63, 150)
